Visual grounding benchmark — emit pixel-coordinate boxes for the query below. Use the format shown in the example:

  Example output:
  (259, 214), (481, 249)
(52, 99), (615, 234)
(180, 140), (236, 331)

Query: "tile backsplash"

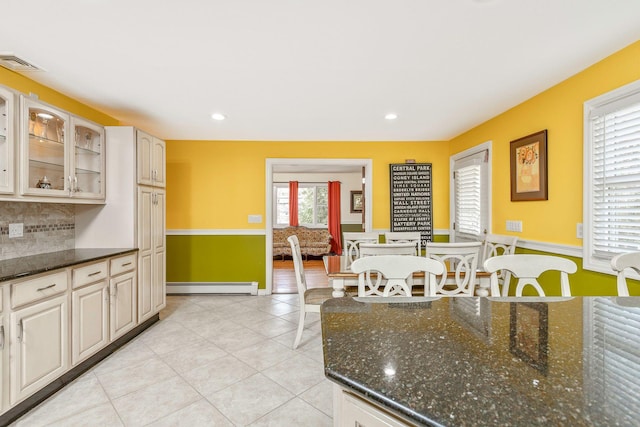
(0, 202), (74, 260)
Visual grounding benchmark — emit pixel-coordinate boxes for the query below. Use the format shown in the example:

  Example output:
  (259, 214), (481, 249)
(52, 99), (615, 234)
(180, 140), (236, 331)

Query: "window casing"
(584, 79), (640, 275)
(274, 183), (328, 227)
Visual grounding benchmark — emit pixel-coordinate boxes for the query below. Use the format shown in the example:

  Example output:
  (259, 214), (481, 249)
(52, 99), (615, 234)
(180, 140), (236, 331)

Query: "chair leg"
(293, 309), (306, 349)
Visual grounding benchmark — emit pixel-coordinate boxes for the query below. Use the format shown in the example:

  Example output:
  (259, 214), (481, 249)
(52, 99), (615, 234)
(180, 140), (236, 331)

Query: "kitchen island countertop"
(321, 296), (640, 426)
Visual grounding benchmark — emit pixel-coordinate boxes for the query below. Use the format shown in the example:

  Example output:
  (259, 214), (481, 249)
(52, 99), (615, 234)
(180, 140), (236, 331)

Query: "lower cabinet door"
(10, 295), (69, 405)
(110, 271), (137, 341)
(72, 281), (109, 365)
(340, 391), (409, 427)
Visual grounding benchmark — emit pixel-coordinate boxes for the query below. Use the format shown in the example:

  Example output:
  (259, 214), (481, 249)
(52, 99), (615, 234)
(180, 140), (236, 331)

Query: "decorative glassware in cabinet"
(72, 120), (104, 198)
(0, 85), (15, 194)
(22, 97), (69, 196)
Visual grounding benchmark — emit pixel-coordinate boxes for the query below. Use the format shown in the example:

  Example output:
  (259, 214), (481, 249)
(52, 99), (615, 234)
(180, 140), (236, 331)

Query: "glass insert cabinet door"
(21, 97), (70, 196)
(70, 116), (105, 199)
(0, 85), (16, 194)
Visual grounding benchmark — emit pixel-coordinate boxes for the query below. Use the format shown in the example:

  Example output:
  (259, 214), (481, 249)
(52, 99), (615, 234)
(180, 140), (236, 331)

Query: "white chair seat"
(351, 255), (444, 298)
(304, 287), (335, 306)
(288, 234), (333, 349)
(384, 231), (421, 255)
(359, 242), (417, 256)
(611, 251), (640, 296)
(426, 241), (482, 297)
(343, 232), (380, 261)
(483, 254), (577, 297)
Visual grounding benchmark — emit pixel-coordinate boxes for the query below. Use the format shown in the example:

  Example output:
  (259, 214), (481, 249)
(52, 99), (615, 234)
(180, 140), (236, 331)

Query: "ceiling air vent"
(0, 53), (43, 71)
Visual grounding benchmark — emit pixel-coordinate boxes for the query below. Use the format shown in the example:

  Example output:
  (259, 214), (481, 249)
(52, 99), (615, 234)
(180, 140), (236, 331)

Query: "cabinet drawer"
(110, 254), (136, 276)
(73, 261), (108, 289)
(11, 271), (68, 308)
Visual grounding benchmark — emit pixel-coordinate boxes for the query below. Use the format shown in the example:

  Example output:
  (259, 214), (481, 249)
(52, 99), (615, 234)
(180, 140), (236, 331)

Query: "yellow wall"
(450, 40), (640, 246)
(0, 67), (119, 126)
(166, 140), (450, 231)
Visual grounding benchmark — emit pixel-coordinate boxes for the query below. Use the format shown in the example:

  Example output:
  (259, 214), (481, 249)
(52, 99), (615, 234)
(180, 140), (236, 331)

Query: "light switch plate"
(577, 223), (583, 239)
(9, 223), (23, 238)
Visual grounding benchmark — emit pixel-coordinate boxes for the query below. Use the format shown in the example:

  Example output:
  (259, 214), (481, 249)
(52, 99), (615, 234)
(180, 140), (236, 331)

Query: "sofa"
(273, 226), (333, 259)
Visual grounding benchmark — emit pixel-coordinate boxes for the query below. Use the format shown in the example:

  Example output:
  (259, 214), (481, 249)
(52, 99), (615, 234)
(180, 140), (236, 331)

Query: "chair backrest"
(359, 242), (417, 257)
(351, 255), (444, 297)
(384, 232), (422, 256)
(481, 234), (518, 262)
(483, 254), (577, 297)
(343, 232), (380, 261)
(426, 242), (482, 296)
(611, 251), (640, 296)
(481, 234), (518, 296)
(287, 235), (307, 298)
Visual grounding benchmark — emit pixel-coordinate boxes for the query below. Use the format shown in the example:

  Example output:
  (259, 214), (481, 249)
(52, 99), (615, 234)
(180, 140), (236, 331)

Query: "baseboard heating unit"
(166, 282), (259, 295)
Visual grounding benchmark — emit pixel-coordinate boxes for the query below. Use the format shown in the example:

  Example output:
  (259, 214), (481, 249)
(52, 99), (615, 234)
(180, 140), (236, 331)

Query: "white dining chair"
(351, 255), (444, 297)
(483, 254), (577, 297)
(342, 232), (380, 261)
(287, 235), (334, 349)
(384, 231), (422, 255)
(611, 251), (640, 296)
(481, 234), (518, 296)
(359, 242), (417, 257)
(425, 241), (482, 296)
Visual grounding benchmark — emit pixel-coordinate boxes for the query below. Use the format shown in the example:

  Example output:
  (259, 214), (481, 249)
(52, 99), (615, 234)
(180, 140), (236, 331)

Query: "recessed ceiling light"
(384, 113), (398, 120)
(211, 113), (226, 121)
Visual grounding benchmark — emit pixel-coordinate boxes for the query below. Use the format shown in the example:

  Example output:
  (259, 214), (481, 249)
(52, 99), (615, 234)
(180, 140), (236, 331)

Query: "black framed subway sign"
(389, 163), (433, 245)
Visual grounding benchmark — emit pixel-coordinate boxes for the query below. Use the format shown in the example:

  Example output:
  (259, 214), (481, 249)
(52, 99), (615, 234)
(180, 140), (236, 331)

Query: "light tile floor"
(13, 294), (333, 426)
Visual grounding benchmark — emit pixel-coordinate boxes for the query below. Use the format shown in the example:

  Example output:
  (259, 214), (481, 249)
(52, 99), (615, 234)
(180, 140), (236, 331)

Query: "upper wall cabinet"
(0, 86), (16, 195)
(20, 96), (105, 201)
(70, 116), (105, 199)
(136, 130), (165, 188)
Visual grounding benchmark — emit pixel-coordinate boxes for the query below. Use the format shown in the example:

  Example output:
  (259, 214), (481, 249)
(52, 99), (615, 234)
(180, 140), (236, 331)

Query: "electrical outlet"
(9, 223), (23, 238)
(577, 223), (583, 239)
(248, 214), (262, 224)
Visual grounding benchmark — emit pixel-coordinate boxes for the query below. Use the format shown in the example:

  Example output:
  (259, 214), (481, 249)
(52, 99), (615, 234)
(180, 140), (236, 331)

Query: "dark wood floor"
(272, 258), (329, 294)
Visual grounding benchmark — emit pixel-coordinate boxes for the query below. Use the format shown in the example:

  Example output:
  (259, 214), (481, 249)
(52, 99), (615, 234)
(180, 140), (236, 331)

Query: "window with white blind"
(451, 144), (490, 243)
(583, 80), (640, 274)
(583, 298), (640, 424)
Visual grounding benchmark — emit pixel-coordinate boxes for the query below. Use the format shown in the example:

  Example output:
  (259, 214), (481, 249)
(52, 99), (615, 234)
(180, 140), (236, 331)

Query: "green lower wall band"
(167, 235), (266, 287)
(166, 233), (634, 295)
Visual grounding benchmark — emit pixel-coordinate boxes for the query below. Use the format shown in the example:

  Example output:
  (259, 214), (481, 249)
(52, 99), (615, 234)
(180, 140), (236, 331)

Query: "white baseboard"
(167, 281), (258, 295)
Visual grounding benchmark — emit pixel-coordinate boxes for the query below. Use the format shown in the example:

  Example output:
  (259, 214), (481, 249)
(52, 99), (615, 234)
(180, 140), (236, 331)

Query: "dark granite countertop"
(0, 248), (137, 282)
(321, 296), (640, 426)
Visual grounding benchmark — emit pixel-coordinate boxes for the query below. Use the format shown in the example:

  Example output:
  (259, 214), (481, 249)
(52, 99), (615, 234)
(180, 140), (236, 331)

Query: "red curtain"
(289, 181), (299, 226)
(328, 181), (342, 254)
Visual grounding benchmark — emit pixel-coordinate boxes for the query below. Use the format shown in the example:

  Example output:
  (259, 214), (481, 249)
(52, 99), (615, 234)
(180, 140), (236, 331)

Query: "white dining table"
(323, 255), (491, 298)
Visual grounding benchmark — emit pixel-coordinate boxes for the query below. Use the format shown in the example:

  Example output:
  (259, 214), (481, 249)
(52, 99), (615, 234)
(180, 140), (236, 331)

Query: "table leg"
(331, 278), (345, 298)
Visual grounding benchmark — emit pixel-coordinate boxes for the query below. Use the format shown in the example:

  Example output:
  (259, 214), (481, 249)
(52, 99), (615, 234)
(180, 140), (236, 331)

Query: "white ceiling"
(1, 0), (639, 142)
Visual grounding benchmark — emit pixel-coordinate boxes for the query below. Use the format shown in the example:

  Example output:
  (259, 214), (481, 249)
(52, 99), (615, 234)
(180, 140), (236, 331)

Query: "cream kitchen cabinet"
(110, 268), (137, 341)
(69, 116), (105, 200)
(20, 96), (105, 202)
(0, 85), (16, 195)
(76, 126), (166, 323)
(334, 386), (410, 427)
(138, 187), (166, 322)
(10, 284), (68, 405)
(137, 130), (165, 187)
(71, 260), (109, 365)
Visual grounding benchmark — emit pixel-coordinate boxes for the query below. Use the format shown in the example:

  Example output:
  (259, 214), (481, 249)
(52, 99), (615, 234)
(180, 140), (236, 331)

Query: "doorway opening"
(266, 158), (372, 294)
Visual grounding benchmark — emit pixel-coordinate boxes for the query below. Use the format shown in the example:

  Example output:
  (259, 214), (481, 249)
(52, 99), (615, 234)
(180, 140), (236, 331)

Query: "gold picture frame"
(510, 130), (548, 201)
(350, 190), (363, 213)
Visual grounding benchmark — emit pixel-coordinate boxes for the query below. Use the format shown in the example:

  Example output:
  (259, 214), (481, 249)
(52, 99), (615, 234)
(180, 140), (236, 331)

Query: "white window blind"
(455, 164), (482, 235)
(584, 298), (640, 424)
(453, 149), (488, 240)
(584, 80), (640, 273)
